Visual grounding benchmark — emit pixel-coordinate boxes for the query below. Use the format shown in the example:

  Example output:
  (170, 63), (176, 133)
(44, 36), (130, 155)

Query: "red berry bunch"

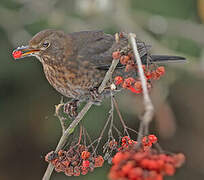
(117, 135), (157, 152)
(145, 66), (165, 80)
(142, 134), (158, 151)
(118, 136), (137, 151)
(112, 49), (166, 95)
(114, 76), (147, 94)
(109, 135), (185, 180)
(45, 144), (104, 176)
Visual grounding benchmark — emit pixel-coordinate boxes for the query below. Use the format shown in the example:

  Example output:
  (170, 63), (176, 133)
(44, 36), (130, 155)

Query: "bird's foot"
(89, 88), (102, 105)
(64, 99), (79, 119)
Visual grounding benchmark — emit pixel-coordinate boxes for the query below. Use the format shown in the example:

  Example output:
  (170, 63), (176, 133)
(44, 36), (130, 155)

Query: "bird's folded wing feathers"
(70, 31), (151, 68)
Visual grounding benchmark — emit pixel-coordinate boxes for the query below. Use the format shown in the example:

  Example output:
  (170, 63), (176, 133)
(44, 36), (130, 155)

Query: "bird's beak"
(12, 45), (40, 59)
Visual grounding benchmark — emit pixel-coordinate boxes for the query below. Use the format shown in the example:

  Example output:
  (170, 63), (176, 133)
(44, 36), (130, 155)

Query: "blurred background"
(0, 0), (204, 179)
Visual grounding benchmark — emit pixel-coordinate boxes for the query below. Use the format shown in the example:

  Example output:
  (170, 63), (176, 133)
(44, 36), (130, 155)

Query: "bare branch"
(98, 59), (119, 94)
(112, 97), (130, 137)
(128, 33), (154, 141)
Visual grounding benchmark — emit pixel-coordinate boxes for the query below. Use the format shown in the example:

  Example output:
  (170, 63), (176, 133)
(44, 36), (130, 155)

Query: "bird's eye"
(42, 41), (50, 48)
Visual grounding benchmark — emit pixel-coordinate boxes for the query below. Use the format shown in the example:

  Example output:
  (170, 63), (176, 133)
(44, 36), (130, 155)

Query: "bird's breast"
(43, 64), (77, 98)
(42, 62), (104, 99)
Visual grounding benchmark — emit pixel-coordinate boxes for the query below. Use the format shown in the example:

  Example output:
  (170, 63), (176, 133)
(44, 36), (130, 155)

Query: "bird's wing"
(70, 30), (114, 63)
(70, 31), (151, 68)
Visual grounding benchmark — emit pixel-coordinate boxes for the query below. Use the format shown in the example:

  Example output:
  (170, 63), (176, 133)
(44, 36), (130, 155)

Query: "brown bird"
(13, 29), (186, 117)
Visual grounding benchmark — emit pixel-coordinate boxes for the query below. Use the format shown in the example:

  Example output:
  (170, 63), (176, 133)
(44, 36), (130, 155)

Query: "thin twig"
(112, 97), (130, 137)
(108, 93), (114, 138)
(93, 103), (113, 154)
(128, 33), (154, 142)
(42, 49), (120, 180)
(55, 103), (66, 134)
(98, 59), (119, 94)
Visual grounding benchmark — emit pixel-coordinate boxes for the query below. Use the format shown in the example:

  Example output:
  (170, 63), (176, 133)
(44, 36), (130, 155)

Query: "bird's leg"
(64, 99), (79, 119)
(89, 87), (102, 105)
(89, 87), (99, 99)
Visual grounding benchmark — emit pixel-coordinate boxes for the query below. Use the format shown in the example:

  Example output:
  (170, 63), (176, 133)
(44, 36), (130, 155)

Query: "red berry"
(140, 158), (150, 168)
(166, 156), (175, 163)
(112, 51), (121, 59)
(145, 71), (152, 79)
(156, 173), (163, 180)
(148, 134), (158, 144)
(173, 153), (185, 168)
(128, 139), (137, 145)
(151, 71), (160, 80)
(81, 151), (90, 160)
(157, 159), (165, 169)
(147, 160), (158, 170)
(142, 136), (152, 147)
(133, 152), (147, 162)
(94, 155), (104, 167)
(134, 81), (142, 90)
(122, 162), (134, 175)
(58, 150), (64, 156)
(122, 77), (135, 88)
(82, 160), (90, 167)
(164, 163), (175, 176)
(156, 66), (165, 76)
(159, 154), (168, 161)
(45, 151), (56, 162)
(112, 152), (123, 164)
(65, 167), (74, 176)
(120, 55), (130, 65)
(12, 50), (22, 59)
(114, 76), (123, 85)
(122, 136), (130, 143)
(108, 169), (120, 180)
(148, 170), (158, 178)
(128, 167), (143, 179)
(51, 158), (59, 166)
(81, 167), (89, 175)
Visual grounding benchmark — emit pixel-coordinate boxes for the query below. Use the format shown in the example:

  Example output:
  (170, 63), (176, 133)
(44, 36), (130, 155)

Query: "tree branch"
(128, 33), (154, 141)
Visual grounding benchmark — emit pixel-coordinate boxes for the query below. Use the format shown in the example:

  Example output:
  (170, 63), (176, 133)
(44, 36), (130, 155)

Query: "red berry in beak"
(12, 50), (22, 59)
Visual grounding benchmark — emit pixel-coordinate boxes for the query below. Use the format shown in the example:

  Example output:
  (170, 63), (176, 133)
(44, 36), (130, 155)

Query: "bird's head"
(12, 29), (71, 66)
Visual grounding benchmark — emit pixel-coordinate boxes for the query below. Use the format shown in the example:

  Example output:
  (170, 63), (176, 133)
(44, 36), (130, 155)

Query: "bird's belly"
(42, 64), (103, 99)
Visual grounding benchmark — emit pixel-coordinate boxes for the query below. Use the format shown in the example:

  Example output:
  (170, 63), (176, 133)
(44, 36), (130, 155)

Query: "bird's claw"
(89, 88), (102, 105)
(89, 88), (100, 100)
(64, 100), (79, 119)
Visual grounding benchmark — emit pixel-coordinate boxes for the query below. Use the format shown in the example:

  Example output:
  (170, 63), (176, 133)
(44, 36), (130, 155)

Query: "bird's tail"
(150, 55), (186, 63)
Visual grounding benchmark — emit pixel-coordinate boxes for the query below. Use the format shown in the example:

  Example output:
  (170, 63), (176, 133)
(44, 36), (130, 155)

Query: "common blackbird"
(13, 29), (186, 117)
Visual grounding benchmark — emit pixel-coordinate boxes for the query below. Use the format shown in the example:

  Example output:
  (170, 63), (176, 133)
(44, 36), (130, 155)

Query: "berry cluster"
(112, 50), (165, 94)
(109, 135), (185, 180)
(116, 135), (157, 152)
(45, 144), (104, 176)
